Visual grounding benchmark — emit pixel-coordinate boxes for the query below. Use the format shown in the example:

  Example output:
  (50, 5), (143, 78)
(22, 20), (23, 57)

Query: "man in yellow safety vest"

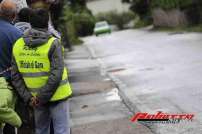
(11, 8), (72, 134)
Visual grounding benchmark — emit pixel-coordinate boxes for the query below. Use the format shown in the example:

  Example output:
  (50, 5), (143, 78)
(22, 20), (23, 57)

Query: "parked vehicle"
(94, 21), (111, 36)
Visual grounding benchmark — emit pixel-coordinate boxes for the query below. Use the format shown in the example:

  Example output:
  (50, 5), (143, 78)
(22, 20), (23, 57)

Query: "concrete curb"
(84, 43), (157, 134)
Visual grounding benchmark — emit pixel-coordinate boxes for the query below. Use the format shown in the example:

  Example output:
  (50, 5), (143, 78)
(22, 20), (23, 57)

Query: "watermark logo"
(131, 112), (194, 124)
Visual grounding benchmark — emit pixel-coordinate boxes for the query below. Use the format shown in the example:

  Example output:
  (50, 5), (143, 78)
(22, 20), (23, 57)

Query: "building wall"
(87, 0), (130, 15)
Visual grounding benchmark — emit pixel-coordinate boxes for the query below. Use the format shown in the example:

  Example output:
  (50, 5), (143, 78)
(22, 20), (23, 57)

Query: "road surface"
(65, 45), (153, 134)
(83, 29), (202, 133)
(87, 0), (129, 15)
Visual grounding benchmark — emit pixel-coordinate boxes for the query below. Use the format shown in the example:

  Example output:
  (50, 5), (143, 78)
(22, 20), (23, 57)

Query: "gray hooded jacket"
(15, 22), (31, 35)
(11, 28), (64, 105)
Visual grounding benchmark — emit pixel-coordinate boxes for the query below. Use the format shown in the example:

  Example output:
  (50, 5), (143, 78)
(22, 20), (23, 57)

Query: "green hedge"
(59, 5), (95, 45)
(151, 0), (193, 10)
(74, 12), (95, 36)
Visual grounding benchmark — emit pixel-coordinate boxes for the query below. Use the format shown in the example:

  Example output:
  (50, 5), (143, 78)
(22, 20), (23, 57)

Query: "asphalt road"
(84, 29), (202, 133)
(87, 0), (129, 15)
(65, 45), (153, 134)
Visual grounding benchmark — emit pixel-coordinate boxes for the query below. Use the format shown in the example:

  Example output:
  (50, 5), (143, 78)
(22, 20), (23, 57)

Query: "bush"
(66, 21), (83, 45)
(58, 5), (95, 45)
(134, 17), (152, 28)
(152, 0), (202, 25)
(96, 11), (136, 30)
(122, 0), (151, 20)
(59, 6), (80, 45)
(151, 0), (192, 10)
(124, 0), (202, 26)
(74, 12), (96, 36)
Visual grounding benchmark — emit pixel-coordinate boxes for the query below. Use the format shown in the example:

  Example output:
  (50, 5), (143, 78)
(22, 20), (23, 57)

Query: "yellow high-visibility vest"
(13, 37), (72, 101)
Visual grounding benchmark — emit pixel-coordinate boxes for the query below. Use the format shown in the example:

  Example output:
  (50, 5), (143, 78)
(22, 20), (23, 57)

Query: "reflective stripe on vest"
(13, 37), (72, 101)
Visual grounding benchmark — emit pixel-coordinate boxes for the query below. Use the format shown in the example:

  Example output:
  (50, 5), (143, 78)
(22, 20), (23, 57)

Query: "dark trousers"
(3, 124), (15, 134)
(16, 99), (35, 134)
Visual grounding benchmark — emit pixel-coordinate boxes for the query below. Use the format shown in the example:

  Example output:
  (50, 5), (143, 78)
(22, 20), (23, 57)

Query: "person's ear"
(10, 11), (17, 23)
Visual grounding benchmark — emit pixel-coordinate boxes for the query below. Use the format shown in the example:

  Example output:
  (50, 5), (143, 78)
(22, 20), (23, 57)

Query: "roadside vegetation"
(122, 0), (202, 32)
(59, 0), (137, 45)
(58, 0), (202, 45)
(95, 11), (136, 30)
(58, 0), (95, 45)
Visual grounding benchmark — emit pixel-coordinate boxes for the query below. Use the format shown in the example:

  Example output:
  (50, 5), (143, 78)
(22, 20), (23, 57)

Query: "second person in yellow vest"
(11, 8), (72, 134)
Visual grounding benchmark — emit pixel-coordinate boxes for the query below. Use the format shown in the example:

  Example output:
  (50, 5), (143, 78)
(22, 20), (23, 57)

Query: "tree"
(68, 0), (87, 7)
(123, 0), (202, 25)
(122, 0), (151, 20)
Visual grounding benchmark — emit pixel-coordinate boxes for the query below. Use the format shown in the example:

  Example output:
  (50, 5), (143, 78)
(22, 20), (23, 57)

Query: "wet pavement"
(65, 45), (153, 134)
(83, 29), (202, 133)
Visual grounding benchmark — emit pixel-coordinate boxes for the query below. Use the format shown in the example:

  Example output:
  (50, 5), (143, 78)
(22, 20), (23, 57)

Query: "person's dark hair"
(30, 8), (49, 29)
(18, 8), (32, 22)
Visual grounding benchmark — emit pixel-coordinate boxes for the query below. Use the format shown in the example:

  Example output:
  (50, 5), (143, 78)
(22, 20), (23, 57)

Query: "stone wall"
(152, 8), (188, 27)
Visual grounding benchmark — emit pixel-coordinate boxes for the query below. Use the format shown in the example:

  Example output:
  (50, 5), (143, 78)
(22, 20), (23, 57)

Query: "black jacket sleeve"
(11, 56), (32, 104)
(37, 39), (64, 104)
